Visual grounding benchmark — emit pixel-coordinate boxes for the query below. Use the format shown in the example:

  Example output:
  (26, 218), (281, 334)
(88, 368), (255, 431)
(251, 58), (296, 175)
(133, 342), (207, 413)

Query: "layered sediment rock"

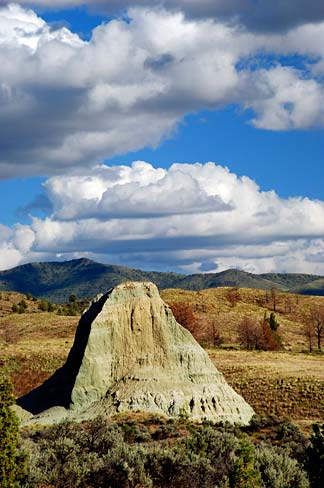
(18, 282), (254, 424)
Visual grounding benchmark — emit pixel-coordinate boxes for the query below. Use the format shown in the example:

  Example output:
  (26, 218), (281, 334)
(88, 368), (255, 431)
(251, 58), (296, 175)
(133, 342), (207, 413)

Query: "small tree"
(264, 288), (278, 311)
(207, 318), (223, 347)
(283, 295), (294, 314)
(260, 318), (281, 351)
(303, 320), (315, 353)
(169, 302), (198, 335)
(0, 376), (27, 487)
(230, 437), (261, 488)
(238, 315), (281, 351)
(196, 317), (223, 347)
(237, 316), (263, 350)
(227, 287), (240, 308)
(69, 294), (77, 303)
(38, 300), (48, 312)
(308, 306), (324, 351)
(18, 299), (27, 310)
(270, 287), (278, 312)
(47, 301), (55, 312)
(268, 312), (279, 331)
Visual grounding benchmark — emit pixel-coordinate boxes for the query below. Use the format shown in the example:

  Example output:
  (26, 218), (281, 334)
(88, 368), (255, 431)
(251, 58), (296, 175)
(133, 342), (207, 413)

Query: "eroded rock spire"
(18, 282), (254, 424)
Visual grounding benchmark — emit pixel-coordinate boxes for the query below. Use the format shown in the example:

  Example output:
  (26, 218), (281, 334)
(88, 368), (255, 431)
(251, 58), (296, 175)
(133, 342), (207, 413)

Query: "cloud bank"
(3, 0), (324, 32)
(1, 4), (324, 176)
(1, 161), (324, 275)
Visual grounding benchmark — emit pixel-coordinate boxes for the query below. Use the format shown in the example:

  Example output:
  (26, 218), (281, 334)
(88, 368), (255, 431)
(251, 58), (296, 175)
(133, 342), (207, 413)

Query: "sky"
(0, 1), (324, 275)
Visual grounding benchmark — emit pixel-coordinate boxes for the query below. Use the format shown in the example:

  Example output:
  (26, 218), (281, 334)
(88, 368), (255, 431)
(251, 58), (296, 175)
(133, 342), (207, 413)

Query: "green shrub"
(230, 437), (262, 487)
(146, 445), (215, 488)
(38, 299), (55, 312)
(181, 426), (242, 486)
(273, 421), (308, 463)
(0, 376), (28, 487)
(92, 444), (152, 488)
(38, 300), (48, 311)
(255, 443), (309, 488)
(18, 299), (27, 310)
(20, 416), (312, 488)
(151, 423), (180, 441)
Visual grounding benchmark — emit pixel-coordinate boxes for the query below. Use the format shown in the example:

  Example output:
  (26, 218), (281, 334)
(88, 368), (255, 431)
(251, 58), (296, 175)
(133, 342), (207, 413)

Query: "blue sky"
(0, 1), (324, 274)
(109, 108), (324, 200)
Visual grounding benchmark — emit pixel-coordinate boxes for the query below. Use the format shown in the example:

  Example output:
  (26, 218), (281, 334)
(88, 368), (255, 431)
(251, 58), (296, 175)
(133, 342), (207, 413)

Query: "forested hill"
(0, 258), (322, 303)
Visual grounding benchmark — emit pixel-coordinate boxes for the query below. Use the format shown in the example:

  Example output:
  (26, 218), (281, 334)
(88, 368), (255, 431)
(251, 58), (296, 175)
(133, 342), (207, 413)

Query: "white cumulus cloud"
(0, 161), (324, 275)
(1, 5), (324, 176)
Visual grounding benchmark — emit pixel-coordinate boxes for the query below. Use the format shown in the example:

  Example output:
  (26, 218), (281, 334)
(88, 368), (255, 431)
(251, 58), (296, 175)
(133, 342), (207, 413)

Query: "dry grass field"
(208, 349), (324, 431)
(1, 287), (323, 430)
(0, 291), (78, 395)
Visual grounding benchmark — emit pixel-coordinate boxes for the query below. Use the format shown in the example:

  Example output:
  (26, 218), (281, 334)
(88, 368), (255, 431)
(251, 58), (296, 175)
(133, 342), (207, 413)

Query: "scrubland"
(1, 287), (323, 430)
(1, 287), (324, 487)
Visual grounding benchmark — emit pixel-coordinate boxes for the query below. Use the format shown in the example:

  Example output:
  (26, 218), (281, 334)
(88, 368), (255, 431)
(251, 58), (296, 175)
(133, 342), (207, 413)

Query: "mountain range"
(0, 258), (323, 303)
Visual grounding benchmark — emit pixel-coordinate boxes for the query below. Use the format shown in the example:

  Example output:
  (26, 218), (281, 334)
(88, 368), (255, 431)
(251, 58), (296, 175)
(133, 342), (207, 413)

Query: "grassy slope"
(161, 287), (323, 350)
(291, 277), (324, 296)
(1, 287), (324, 429)
(260, 273), (323, 289)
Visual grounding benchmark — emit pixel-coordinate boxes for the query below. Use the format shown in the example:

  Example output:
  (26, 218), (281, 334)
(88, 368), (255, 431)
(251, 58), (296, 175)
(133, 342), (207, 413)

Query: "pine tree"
(268, 312), (279, 331)
(0, 375), (27, 487)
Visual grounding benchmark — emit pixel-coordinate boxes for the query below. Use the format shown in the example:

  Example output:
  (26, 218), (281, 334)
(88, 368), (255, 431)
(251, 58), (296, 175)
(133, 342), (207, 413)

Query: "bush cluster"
(17, 415), (316, 488)
(12, 299), (28, 314)
(38, 300), (56, 312)
(56, 295), (89, 316)
(169, 301), (224, 347)
(237, 313), (282, 351)
(2, 370), (322, 488)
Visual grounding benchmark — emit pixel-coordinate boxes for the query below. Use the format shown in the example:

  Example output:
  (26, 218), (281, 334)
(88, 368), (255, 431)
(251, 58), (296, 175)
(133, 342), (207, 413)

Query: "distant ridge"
(0, 258), (323, 302)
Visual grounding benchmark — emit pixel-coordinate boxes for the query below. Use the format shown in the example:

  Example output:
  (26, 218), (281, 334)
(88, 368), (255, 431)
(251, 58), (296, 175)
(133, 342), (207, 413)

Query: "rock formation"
(18, 282), (254, 424)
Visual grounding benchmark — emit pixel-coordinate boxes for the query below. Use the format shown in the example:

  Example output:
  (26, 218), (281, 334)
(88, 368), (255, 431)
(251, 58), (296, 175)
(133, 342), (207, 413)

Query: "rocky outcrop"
(18, 282), (254, 424)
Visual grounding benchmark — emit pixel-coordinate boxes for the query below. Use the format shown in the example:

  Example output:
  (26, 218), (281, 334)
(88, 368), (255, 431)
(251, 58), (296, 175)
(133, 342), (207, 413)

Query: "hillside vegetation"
(16, 413), (314, 488)
(161, 287), (324, 351)
(0, 258), (324, 302)
(1, 286), (324, 430)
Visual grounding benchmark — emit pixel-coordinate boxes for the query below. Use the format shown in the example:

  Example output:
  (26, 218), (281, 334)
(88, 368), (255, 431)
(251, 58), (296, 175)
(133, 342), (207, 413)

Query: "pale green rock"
(17, 281), (254, 425)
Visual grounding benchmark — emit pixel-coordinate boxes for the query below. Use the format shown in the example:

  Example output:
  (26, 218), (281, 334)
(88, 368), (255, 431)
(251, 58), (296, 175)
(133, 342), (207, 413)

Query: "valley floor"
(1, 336), (323, 431)
(1, 288), (324, 431)
(209, 349), (324, 431)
